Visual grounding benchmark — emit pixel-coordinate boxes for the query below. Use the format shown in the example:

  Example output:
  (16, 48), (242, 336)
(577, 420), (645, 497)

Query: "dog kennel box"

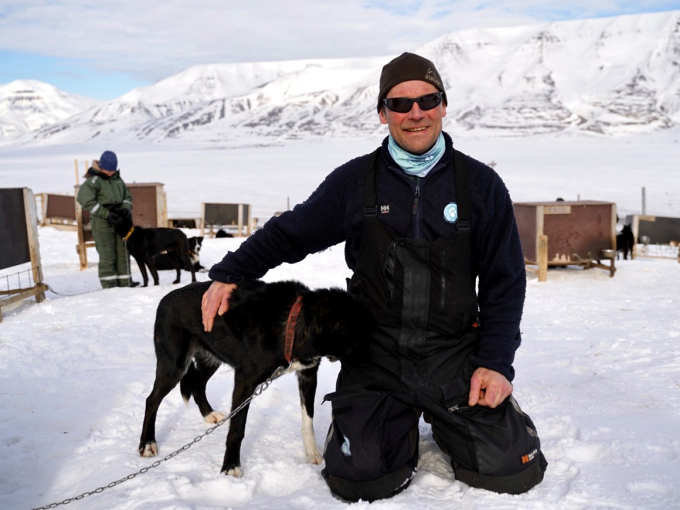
(200, 203), (252, 237)
(514, 201), (617, 281)
(0, 188), (46, 322)
(626, 214), (680, 261)
(36, 193), (77, 228)
(74, 182), (168, 270)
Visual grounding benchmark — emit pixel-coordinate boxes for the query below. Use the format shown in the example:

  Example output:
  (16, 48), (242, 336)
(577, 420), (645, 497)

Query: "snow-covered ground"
(1, 134), (680, 509)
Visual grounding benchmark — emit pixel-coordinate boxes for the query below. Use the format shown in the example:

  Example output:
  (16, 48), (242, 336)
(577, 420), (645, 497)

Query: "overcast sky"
(1, 0), (680, 100)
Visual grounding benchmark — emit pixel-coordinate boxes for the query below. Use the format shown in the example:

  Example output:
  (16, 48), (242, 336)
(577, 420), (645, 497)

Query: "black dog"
(154, 236), (205, 273)
(617, 224), (635, 260)
(138, 280), (371, 477)
(215, 229), (233, 238)
(108, 210), (196, 286)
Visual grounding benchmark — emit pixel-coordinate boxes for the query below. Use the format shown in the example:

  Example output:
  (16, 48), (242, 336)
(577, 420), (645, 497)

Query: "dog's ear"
(304, 289), (373, 362)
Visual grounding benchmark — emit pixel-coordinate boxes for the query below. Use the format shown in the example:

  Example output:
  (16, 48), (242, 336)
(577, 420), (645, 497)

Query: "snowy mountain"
(3, 10), (680, 145)
(0, 80), (101, 138)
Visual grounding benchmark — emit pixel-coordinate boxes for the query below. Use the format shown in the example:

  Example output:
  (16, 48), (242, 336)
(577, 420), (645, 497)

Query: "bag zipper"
(447, 403), (471, 413)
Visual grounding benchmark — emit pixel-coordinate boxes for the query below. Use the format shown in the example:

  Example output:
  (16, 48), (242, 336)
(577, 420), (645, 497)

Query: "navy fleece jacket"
(209, 132), (526, 381)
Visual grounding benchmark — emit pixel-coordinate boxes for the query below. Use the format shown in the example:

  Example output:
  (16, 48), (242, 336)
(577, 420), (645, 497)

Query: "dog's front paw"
(222, 466), (243, 477)
(139, 441), (158, 457)
(306, 451), (324, 465)
(204, 411), (226, 424)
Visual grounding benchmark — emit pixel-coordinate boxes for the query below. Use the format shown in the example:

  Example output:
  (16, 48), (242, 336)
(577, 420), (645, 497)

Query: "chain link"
(31, 365), (290, 510)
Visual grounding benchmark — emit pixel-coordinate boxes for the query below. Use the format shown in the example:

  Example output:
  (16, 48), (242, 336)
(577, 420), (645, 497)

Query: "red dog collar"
(284, 296), (304, 363)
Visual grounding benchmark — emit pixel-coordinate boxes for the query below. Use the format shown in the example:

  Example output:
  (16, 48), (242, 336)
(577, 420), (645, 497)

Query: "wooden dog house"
(0, 188), (46, 322)
(626, 214), (680, 262)
(514, 201), (617, 281)
(200, 203), (252, 237)
(36, 193), (77, 229)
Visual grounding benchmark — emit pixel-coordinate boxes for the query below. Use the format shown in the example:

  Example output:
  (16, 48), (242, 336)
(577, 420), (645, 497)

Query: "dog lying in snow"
(138, 280), (371, 476)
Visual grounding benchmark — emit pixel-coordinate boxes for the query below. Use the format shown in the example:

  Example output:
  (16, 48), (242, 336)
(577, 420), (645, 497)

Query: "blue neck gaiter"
(388, 133), (445, 178)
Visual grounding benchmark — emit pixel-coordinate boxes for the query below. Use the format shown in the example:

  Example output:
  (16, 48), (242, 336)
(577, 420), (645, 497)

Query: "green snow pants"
(91, 216), (132, 288)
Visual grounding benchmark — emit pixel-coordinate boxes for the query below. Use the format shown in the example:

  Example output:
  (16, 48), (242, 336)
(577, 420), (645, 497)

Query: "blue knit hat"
(99, 151), (118, 172)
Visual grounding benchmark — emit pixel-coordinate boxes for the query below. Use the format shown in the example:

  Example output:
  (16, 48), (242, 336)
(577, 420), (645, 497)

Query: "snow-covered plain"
(1, 133), (680, 509)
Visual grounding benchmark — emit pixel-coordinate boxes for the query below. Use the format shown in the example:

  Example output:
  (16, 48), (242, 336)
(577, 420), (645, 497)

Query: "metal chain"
(44, 284), (102, 297)
(31, 364), (290, 510)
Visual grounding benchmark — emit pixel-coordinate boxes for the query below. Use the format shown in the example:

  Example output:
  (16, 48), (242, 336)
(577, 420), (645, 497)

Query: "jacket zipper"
(440, 250), (446, 313)
(412, 185), (421, 238)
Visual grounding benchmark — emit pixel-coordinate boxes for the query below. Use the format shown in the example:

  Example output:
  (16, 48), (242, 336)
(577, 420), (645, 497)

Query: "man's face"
(379, 80), (447, 155)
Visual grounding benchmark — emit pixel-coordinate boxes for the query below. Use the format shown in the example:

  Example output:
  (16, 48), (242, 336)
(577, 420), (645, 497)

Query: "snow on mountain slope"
(3, 10), (680, 146)
(424, 11), (680, 135)
(0, 80), (101, 138)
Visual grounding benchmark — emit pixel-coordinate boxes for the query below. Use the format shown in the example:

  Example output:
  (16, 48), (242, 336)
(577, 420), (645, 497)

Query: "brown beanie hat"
(377, 52), (447, 112)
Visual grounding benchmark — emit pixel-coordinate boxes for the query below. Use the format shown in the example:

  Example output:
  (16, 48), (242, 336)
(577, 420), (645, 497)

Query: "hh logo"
(380, 205), (390, 214)
(522, 448), (538, 464)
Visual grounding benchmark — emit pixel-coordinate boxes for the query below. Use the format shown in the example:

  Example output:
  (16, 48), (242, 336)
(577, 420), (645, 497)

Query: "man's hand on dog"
(202, 281), (237, 332)
(468, 367), (513, 408)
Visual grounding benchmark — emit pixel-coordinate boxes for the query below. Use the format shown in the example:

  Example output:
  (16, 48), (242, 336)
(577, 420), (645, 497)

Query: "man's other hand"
(468, 367), (513, 408)
(202, 281), (237, 332)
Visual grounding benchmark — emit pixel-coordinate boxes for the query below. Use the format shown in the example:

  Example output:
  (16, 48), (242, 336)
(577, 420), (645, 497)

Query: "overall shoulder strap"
(363, 148), (382, 218)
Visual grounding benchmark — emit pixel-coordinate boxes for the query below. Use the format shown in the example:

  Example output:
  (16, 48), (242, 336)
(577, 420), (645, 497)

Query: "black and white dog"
(154, 236), (205, 273)
(108, 211), (196, 286)
(138, 280), (371, 476)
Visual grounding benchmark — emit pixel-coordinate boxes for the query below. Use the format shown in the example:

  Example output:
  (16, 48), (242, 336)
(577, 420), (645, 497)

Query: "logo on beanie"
(443, 202), (458, 223)
(425, 68), (441, 87)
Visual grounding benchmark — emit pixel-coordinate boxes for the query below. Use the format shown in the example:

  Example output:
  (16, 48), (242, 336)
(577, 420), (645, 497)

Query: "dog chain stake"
(31, 365), (290, 510)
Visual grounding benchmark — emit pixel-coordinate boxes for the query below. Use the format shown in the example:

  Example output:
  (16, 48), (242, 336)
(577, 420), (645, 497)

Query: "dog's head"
(188, 236), (203, 253)
(300, 288), (373, 363)
(188, 236), (203, 264)
(110, 210), (134, 238)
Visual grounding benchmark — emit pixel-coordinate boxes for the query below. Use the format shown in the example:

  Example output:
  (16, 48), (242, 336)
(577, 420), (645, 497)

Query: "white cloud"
(0, 0), (678, 83)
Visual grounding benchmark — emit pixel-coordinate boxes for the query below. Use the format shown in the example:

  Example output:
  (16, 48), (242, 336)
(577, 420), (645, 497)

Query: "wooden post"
(74, 188), (88, 270)
(23, 188), (45, 303)
(538, 235), (548, 282)
(610, 203), (617, 253)
(74, 159), (79, 186)
(200, 203), (206, 237)
(631, 215), (640, 260)
(237, 204), (244, 237)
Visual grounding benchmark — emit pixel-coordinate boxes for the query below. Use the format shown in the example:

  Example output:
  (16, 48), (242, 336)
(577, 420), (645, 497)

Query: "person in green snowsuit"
(76, 150), (135, 288)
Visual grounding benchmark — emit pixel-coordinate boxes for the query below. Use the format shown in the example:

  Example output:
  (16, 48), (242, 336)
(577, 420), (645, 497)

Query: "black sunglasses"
(382, 92), (444, 113)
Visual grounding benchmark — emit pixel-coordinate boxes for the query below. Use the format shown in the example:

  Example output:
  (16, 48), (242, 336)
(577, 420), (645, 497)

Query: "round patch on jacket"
(443, 202), (458, 223)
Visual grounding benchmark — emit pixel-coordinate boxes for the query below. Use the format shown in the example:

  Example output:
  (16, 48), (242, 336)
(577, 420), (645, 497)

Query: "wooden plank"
(74, 185), (88, 270)
(538, 235), (548, 282)
(23, 188), (45, 303)
(611, 204), (617, 253)
(200, 203), (206, 237)
(631, 215), (640, 260)
(0, 285), (47, 309)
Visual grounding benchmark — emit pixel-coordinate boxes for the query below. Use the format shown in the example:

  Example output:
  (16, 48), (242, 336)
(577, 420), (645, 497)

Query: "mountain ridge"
(2, 10), (679, 146)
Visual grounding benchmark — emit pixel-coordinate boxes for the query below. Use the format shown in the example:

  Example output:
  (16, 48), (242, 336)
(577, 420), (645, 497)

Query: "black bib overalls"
(321, 149), (546, 502)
